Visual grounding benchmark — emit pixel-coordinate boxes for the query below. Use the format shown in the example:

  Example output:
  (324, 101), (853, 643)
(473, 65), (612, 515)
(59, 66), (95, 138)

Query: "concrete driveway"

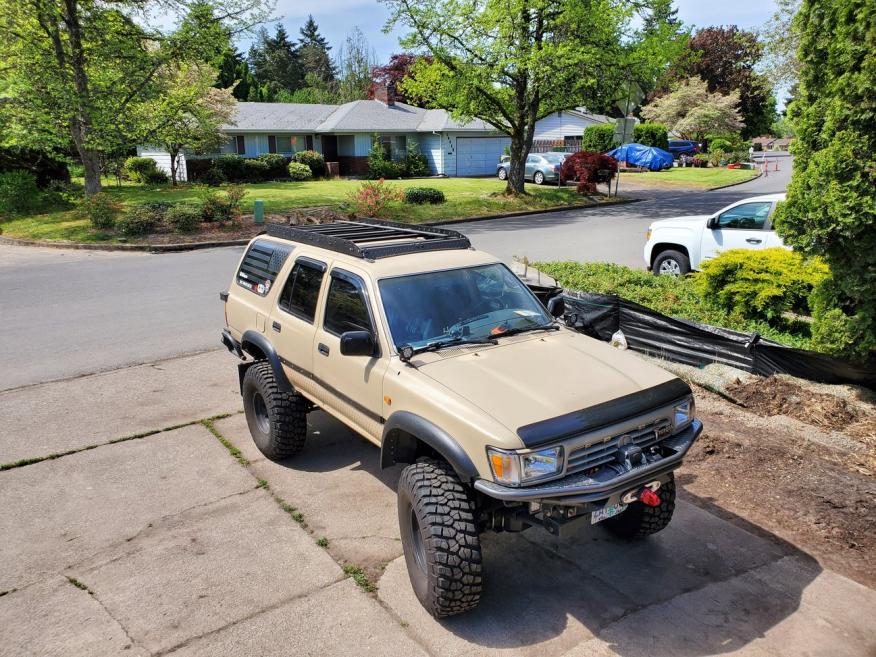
(1, 348), (873, 656)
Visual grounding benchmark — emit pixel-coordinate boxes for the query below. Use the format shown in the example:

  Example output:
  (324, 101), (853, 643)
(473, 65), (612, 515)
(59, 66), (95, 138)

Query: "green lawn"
(0, 177), (593, 243)
(621, 166), (758, 190)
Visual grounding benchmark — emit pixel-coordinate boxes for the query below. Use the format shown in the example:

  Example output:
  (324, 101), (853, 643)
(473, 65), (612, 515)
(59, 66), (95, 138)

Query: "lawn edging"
(426, 195), (640, 226)
(705, 169), (763, 191)
(0, 235), (252, 253)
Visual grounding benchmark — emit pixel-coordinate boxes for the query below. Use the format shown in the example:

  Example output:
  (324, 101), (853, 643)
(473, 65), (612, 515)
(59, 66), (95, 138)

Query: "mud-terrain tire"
(603, 474), (676, 539)
(242, 361), (308, 460)
(397, 458), (483, 617)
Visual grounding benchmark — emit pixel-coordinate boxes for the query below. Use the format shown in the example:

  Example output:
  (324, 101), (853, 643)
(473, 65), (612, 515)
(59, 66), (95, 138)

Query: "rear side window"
(324, 273), (373, 335)
(278, 260), (325, 322)
(236, 240), (293, 296)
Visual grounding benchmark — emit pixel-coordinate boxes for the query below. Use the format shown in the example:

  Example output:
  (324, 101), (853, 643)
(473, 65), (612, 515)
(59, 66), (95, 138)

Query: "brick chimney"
(373, 81), (395, 106)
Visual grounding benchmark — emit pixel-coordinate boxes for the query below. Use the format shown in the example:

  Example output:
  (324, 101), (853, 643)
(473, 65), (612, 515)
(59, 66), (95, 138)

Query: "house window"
(268, 135), (277, 154)
(235, 135), (245, 155)
(379, 135), (407, 161)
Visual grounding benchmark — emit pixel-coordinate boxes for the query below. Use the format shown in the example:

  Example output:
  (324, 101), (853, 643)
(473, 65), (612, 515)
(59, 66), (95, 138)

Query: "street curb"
(425, 196), (641, 226)
(705, 170), (763, 191)
(0, 235), (253, 253)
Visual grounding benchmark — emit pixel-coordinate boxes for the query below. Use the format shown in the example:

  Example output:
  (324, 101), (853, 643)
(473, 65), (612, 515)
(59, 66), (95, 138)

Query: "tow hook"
(621, 480), (662, 506)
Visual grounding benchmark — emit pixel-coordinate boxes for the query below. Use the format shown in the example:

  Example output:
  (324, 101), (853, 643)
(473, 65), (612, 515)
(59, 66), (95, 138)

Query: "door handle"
(746, 238), (762, 244)
(317, 343), (329, 356)
(271, 321), (281, 332)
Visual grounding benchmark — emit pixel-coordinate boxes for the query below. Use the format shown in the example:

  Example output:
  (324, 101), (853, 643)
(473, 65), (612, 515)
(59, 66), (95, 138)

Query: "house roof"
(317, 100), (428, 132)
(222, 102), (338, 132)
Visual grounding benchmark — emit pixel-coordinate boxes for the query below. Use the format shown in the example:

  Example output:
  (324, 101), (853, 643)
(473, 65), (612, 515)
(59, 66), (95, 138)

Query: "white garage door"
(456, 137), (511, 176)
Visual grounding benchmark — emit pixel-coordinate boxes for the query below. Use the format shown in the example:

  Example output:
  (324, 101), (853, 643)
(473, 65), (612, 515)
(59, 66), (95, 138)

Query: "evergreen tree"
(298, 15), (336, 83)
(216, 48), (263, 101)
(248, 25), (303, 98)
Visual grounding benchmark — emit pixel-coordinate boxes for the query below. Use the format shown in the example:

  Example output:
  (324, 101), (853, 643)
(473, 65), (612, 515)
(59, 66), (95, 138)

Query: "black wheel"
(533, 171), (545, 185)
(242, 361), (308, 460)
(653, 250), (691, 276)
(497, 167), (508, 180)
(398, 459), (482, 617)
(603, 474), (676, 539)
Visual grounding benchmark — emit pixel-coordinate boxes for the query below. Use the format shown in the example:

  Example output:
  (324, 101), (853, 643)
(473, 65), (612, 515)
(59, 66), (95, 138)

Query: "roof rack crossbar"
(264, 220), (471, 260)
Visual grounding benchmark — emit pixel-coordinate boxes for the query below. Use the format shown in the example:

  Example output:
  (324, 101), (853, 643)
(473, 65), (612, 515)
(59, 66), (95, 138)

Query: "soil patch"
(680, 387), (876, 587)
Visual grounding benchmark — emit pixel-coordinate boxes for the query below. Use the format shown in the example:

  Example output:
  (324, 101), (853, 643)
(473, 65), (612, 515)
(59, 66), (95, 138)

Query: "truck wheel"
(397, 459), (482, 617)
(653, 250), (691, 276)
(603, 474), (676, 539)
(242, 361), (308, 460)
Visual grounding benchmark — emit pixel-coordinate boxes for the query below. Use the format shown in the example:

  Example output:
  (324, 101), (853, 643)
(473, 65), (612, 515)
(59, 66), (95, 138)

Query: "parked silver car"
(497, 152), (566, 184)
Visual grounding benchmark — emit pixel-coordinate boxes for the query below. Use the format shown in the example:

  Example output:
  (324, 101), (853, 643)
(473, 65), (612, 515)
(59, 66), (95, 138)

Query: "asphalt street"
(0, 154), (791, 390)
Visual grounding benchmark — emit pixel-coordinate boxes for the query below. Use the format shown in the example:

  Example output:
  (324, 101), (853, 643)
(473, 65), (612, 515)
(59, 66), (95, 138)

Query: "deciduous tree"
(369, 53), (431, 105)
(641, 77), (743, 141)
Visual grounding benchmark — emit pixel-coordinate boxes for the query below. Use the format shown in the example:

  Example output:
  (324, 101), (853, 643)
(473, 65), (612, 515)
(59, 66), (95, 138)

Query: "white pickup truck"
(643, 193), (787, 275)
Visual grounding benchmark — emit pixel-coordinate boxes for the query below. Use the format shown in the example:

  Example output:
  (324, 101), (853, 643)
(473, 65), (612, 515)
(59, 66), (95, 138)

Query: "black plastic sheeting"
(559, 291), (876, 389)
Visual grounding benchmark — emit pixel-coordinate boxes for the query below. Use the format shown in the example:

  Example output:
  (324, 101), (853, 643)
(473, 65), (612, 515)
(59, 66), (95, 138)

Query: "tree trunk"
(505, 132), (527, 194)
(80, 148), (103, 195)
(169, 148), (179, 186)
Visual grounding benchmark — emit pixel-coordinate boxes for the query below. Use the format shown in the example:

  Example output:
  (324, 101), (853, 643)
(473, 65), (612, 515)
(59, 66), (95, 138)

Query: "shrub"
(708, 138), (733, 154)
(243, 158), (270, 182)
(696, 248), (829, 325)
(0, 147), (70, 188)
(404, 187), (445, 204)
(405, 140), (430, 177)
(347, 179), (403, 217)
(224, 185), (247, 222)
(581, 125), (618, 153)
(753, 142), (763, 152)
(123, 157), (159, 182)
(287, 162), (313, 181)
(691, 155), (709, 168)
(197, 184), (247, 223)
(560, 151), (618, 194)
(368, 158), (406, 179)
(143, 168), (168, 184)
(0, 170), (40, 214)
(292, 150), (325, 178)
(117, 204), (162, 236)
(256, 153), (289, 179)
(214, 154), (247, 182)
(200, 166), (226, 186)
(808, 276), (876, 362)
(79, 193), (119, 229)
(166, 204), (202, 233)
(633, 123), (669, 150)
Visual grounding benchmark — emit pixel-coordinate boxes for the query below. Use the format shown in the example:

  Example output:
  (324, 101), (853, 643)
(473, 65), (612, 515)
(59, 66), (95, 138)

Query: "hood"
(650, 214), (710, 230)
(415, 330), (680, 441)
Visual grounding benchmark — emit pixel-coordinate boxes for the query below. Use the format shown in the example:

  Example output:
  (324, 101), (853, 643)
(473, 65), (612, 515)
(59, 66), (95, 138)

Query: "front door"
(312, 266), (386, 442)
(699, 200), (774, 265)
(321, 135), (338, 162)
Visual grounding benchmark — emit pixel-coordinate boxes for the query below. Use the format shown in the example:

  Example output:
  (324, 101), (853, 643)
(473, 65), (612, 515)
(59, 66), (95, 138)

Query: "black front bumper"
(474, 419), (702, 504)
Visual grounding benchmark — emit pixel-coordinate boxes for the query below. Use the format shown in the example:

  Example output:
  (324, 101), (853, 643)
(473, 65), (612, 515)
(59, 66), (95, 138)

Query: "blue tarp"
(606, 143), (674, 171)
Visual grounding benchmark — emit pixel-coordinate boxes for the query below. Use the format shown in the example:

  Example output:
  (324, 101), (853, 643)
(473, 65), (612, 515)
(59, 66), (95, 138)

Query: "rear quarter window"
(236, 240), (293, 296)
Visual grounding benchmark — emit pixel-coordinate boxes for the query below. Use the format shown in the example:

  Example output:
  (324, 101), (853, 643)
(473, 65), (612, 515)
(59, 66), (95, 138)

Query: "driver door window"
(715, 202), (772, 230)
(324, 275), (373, 335)
(701, 202), (773, 265)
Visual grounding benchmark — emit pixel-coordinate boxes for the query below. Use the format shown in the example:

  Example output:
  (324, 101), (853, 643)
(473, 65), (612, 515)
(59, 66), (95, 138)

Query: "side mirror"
(546, 295), (565, 318)
(340, 330), (375, 357)
(707, 216), (717, 229)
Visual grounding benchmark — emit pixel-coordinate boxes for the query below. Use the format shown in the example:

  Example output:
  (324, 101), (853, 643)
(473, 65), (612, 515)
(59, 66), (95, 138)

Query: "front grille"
(566, 418), (672, 474)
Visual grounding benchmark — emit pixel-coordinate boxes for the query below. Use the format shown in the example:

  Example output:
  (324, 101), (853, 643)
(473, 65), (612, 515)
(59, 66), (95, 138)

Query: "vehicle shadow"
(280, 412), (821, 656)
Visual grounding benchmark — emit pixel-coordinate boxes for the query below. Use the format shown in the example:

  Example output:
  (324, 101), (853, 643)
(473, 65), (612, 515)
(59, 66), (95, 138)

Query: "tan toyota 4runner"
(220, 219), (702, 617)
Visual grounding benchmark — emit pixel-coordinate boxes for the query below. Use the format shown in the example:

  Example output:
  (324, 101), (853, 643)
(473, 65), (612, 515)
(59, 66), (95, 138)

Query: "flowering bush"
(347, 179), (403, 217)
(560, 151), (618, 194)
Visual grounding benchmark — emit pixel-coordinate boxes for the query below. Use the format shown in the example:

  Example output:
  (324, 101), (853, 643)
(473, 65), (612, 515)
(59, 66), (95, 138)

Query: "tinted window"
(324, 274), (373, 335)
(236, 240), (293, 296)
(715, 202), (772, 230)
(278, 260), (325, 321)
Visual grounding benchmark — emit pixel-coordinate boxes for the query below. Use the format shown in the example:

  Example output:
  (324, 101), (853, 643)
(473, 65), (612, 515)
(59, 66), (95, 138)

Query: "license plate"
(591, 502), (627, 524)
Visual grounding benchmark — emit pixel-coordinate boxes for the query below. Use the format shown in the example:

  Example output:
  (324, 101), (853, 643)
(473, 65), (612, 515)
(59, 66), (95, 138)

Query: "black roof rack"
(265, 219), (471, 260)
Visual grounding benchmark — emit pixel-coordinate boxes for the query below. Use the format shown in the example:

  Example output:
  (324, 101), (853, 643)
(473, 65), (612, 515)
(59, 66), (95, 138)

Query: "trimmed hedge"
(633, 123), (669, 150)
(287, 162), (313, 181)
(292, 150), (325, 178)
(581, 125), (618, 153)
(404, 187), (445, 204)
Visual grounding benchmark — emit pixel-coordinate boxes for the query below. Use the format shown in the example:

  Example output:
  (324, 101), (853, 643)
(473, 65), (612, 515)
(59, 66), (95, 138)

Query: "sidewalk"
(1, 349), (874, 656)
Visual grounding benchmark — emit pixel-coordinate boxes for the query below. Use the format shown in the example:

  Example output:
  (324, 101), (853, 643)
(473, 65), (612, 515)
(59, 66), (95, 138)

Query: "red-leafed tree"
(369, 53), (431, 105)
(561, 152), (618, 194)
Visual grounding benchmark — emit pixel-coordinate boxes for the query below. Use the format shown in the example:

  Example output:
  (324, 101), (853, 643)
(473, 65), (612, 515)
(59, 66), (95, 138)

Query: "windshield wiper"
(493, 322), (560, 338)
(398, 336), (497, 363)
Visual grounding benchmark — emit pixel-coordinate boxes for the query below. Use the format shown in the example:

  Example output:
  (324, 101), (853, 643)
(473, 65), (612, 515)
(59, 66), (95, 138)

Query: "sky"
(254, 0), (781, 64)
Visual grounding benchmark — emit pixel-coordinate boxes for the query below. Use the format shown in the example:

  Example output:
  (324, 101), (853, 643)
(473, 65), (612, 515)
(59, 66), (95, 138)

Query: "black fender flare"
(240, 330), (293, 393)
(380, 411), (479, 483)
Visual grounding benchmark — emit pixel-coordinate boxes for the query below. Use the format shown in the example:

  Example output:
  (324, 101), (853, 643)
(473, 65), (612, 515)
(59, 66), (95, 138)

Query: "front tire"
(497, 167), (508, 180)
(603, 474), (676, 539)
(398, 459), (482, 617)
(653, 250), (691, 276)
(533, 171), (545, 185)
(242, 361), (308, 460)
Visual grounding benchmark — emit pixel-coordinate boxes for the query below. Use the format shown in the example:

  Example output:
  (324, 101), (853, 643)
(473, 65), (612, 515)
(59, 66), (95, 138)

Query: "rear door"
(311, 266), (387, 442)
(699, 201), (774, 266)
(525, 154), (540, 179)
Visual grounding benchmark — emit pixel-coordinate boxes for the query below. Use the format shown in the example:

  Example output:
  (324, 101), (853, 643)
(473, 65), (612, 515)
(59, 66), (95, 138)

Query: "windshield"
(379, 263), (553, 350)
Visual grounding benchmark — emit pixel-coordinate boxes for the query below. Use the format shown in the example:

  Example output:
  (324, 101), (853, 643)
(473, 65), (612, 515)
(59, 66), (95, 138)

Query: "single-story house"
(138, 92), (613, 181)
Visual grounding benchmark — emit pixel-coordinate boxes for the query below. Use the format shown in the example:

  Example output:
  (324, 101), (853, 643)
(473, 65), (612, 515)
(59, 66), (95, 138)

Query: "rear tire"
(398, 459), (483, 617)
(603, 474), (676, 539)
(653, 250), (691, 276)
(242, 361), (308, 460)
(533, 171), (545, 185)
